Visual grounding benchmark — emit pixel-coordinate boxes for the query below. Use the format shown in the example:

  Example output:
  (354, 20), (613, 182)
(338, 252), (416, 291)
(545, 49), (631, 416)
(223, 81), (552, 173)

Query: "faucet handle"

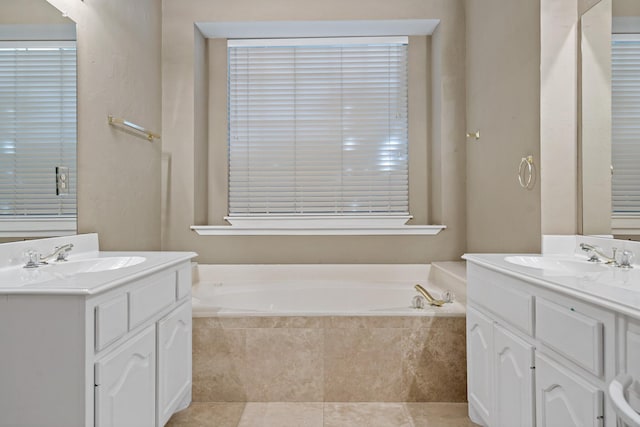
(23, 249), (40, 269)
(619, 250), (634, 269)
(582, 245), (602, 262)
(54, 245), (72, 261)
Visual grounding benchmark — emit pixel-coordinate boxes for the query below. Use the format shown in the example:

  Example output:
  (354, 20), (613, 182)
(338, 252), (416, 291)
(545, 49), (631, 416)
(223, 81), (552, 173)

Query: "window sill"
(191, 216), (446, 236)
(0, 218), (77, 238)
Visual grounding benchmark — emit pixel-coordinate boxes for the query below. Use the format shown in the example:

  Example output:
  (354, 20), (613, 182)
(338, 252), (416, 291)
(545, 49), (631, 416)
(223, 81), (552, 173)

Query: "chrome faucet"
(40, 243), (74, 263)
(579, 243), (635, 268)
(24, 243), (74, 268)
(579, 243), (617, 265)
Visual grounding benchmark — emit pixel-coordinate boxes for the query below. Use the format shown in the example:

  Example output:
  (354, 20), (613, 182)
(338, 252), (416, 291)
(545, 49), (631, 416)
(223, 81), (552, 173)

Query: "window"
(0, 41), (77, 236)
(227, 37), (408, 219)
(612, 34), (640, 216)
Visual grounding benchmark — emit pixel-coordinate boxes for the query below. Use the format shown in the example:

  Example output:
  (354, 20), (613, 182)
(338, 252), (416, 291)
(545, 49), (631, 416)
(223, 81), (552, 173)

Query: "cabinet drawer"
(536, 297), (603, 376)
(176, 264), (191, 300)
(468, 263), (534, 335)
(95, 294), (128, 351)
(129, 271), (176, 330)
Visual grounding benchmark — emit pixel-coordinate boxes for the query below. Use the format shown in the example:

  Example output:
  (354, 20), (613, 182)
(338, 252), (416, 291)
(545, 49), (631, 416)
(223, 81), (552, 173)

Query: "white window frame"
(193, 36), (445, 235)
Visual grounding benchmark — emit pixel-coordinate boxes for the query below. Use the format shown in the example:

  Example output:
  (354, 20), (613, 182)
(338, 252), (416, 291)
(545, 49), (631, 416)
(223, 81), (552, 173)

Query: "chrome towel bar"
(108, 115), (160, 141)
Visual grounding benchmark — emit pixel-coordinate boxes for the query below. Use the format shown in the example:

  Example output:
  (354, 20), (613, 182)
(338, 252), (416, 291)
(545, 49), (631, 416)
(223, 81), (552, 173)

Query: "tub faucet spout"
(414, 284), (445, 307)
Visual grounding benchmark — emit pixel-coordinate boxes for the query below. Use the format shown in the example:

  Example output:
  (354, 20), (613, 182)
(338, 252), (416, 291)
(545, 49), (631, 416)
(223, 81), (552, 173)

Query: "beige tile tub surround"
(167, 402), (479, 427)
(192, 316), (466, 403)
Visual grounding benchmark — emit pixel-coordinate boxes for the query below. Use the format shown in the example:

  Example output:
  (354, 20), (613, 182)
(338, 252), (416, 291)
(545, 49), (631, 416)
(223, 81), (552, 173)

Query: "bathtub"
(191, 263), (466, 317)
(190, 263), (468, 403)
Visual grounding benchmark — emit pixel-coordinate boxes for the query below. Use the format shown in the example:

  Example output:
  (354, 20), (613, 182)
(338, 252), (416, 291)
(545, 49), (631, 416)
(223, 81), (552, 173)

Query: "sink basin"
(504, 255), (607, 274)
(0, 256), (146, 288)
(44, 256), (146, 275)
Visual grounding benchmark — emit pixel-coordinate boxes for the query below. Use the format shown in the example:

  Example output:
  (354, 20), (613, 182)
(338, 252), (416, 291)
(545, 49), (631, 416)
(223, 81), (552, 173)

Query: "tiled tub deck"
(192, 314), (466, 402)
(190, 263), (468, 403)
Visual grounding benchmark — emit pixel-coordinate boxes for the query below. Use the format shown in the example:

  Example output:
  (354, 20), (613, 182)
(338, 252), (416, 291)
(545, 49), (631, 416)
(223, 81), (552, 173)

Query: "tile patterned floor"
(166, 402), (480, 427)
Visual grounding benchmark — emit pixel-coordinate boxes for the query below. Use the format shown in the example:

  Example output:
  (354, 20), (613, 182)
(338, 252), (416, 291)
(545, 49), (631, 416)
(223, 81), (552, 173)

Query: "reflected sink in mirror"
(504, 255), (608, 274)
(44, 256), (146, 274)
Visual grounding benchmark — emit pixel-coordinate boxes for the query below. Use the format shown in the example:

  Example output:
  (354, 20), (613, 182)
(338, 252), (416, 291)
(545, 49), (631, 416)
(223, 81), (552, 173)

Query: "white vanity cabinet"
(466, 261), (614, 427)
(92, 262), (193, 427)
(0, 256), (194, 427)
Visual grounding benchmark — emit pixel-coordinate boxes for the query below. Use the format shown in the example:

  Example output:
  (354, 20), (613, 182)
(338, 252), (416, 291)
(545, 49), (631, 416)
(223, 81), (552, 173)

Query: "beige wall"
(6, 1), (587, 260)
(45, 0), (162, 251)
(613, 0), (640, 16)
(162, 0), (467, 264)
(581, 0), (605, 14)
(540, 0), (580, 236)
(581, 0), (612, 236)
(1, 0), (68, 25)
(465, 0), (542, 253)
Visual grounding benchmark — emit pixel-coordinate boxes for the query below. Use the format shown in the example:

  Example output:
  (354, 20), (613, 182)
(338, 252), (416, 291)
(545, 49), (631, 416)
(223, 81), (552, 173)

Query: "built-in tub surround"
(464, 235), (640, 427)
(191, 263), (468, 402)
(0, 234), (197, 427)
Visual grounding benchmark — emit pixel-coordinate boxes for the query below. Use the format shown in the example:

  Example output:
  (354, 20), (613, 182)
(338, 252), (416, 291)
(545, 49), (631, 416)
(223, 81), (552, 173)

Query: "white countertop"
(0, 251), (196, 295)
(464, 253), (640, 320)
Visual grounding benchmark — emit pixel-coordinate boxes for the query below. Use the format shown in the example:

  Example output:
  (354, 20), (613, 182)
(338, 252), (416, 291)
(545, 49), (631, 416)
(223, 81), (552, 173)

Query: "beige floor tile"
(165, 402), (246, 427)
(323, 402), (413, 427)
(166, 402), (478, 427)
(237, 402), (324, 427)
(405, 402), (480, 427)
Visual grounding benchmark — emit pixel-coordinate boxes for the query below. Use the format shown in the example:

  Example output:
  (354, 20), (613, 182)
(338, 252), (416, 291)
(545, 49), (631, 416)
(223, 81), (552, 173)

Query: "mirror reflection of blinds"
(612, 34), (640, 215)
(227, 37), (409, 216)
(0, 41), (76, 218)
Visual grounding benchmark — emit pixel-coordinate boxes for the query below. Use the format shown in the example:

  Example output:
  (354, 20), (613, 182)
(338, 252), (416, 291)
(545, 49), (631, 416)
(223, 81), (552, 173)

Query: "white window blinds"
(0, 41), (77, 219)
(612, 34), (640, 215)
(227, 37), (408, 216)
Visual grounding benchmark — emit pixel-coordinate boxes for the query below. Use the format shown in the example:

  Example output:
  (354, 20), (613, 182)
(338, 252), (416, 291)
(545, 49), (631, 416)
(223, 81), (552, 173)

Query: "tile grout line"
(402, 402), (416, 427)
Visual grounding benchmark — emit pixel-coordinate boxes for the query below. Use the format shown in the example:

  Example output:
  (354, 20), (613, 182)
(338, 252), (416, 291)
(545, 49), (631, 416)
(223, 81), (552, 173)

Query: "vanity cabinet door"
(95, 325), (156, 427)
(467, 306), (494, 426)
(536, 353), (603, 427)
(157, 301), (192, 427)
(625, 318), (640, 413)
(494, 324), (534, 427)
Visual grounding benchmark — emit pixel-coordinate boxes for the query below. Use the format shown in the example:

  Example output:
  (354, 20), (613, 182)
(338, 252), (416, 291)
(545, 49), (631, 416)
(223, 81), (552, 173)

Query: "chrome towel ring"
(518, 155), (535, 190)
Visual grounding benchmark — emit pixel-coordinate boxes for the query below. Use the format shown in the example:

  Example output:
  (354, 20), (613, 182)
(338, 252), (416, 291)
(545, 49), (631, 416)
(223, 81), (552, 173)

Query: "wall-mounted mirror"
(581, 0), (640, 238)
(0, 0), (77, 241)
